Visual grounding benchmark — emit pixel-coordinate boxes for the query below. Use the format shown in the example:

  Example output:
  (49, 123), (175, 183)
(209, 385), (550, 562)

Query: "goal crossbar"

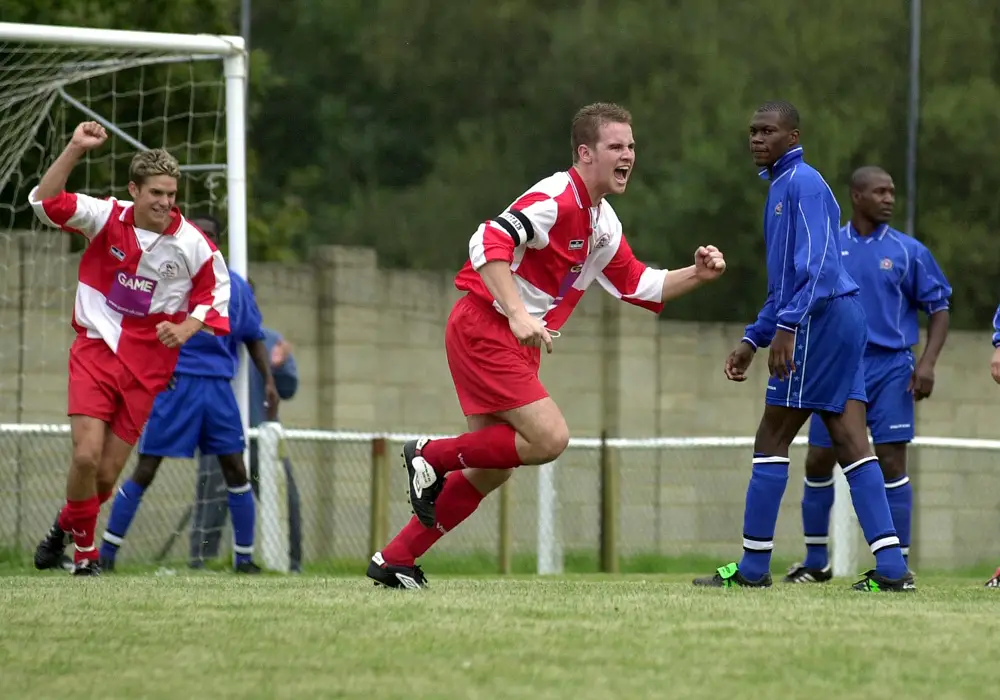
(0, 21), (244, 54)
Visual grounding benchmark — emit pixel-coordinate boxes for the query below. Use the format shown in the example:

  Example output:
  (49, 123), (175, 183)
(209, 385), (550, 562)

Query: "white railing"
(2, 424), (998, 576)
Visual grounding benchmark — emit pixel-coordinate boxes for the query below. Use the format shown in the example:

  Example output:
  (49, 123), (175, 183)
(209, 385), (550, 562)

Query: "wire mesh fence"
(2, 425), (999, 574)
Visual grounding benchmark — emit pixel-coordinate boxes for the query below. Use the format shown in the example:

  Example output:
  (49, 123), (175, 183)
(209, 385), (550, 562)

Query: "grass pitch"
(1, 568), (998, 700)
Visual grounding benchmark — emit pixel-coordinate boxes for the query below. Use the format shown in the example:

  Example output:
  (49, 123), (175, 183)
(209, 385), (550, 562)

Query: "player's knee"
(804, 447), (836, 479)
(71, 445), (101, 476)
(217, 455), (248, 488)
(875, 444), (907, 480)
(535, 422), (570, 463)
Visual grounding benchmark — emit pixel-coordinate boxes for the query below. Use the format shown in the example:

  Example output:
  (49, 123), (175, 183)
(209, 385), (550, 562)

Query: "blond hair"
(571, 102), (632, 162)
(129, 148), (180, 186)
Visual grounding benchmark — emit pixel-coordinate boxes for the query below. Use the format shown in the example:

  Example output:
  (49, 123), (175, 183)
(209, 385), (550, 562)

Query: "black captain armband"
(493, 209), (535, 247)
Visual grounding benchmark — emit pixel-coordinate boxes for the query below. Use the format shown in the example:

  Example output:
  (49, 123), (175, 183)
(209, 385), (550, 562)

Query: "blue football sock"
(100, 479), (145, 561)
(737, 454), (790, 581)
(801, 476), (835, 570)
(884, 474), (912, 567)
(227, 482), (255, 567)
(843, 457), (907, 580)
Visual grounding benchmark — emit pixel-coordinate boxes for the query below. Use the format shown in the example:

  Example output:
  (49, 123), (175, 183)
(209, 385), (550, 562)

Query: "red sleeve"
(599, 235), (667, 314)
(188, 247), (231, 335)
(29, 187), (115, 240)
(470, 192), (558, 269)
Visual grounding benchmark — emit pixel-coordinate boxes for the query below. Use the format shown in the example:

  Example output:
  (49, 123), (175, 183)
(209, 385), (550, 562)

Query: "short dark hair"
(571, 102), (632, 162)
(850, 165), (890, 192)
(189, 213), (221, 236)
(755, 101), (800, 130)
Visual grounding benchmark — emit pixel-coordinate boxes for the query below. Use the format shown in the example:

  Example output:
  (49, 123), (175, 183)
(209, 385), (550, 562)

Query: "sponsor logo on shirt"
(569, 239), (584, 250)
(109, 246), (126, 261)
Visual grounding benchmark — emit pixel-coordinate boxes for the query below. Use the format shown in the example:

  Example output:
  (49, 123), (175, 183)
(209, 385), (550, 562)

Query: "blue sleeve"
(743, 289), (777, 349)
(240, 288), (266, 344)
(910, 243), (951, 315)
(993, 304), (1000, 347)
(774, 192), (839, 330)
(274, 351), (299, 399)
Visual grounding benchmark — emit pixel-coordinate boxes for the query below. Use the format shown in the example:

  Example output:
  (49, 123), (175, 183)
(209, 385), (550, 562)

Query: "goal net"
(0, 23), (291, 572)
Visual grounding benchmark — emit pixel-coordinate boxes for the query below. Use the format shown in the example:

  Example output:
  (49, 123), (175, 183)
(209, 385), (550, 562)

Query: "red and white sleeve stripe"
(28, 187), (115, 240)
(597, 235), (667, 314)
(187, 233), (231, 335)
(469, 192), (559, 269)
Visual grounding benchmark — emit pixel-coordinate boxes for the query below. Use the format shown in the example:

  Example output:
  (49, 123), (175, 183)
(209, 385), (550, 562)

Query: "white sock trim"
(752, 456), (791, 464)
(742, 538), (774, 551)
(885, 475), (911, 489)
(842, 456), (878, 475)
(870, 535), (900, 554)
(805, 476), (835, 488)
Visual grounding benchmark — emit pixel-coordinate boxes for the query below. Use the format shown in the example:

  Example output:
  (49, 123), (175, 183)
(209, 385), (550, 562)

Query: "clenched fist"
(70, 121), (108, 152)
(694, 245), (727, 280)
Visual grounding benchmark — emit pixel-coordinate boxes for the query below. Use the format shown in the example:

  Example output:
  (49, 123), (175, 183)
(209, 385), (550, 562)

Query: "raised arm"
(29, 122), (114, 240)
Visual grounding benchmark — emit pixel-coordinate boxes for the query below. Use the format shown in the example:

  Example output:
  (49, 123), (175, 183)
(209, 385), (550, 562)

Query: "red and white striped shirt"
(455, 166), (667, 331)
(30, 187), (231, 393)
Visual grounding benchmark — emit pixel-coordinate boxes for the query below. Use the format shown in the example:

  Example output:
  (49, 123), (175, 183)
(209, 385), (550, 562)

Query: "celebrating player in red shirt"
(367, 102), (728, 589)
(30, 121), (232, 576)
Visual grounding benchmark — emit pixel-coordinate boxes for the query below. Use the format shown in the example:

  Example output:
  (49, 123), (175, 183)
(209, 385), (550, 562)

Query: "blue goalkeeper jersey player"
(99, 216), (279, 573)
(693, 101), (913, 592)
(784, 166), (951, 584)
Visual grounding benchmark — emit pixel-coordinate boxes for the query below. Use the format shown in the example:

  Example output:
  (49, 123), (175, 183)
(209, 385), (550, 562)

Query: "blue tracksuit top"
(743, 147), (859, 349)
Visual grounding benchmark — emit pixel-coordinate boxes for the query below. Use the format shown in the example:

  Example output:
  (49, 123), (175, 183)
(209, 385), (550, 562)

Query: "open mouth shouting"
(613, 165), (630, 185)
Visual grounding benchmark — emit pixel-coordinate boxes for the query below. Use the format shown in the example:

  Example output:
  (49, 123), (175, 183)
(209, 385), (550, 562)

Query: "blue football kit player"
(693, 101), (914, 592)
(98, 216), (279, 572)
(985, 306), (1000, 588)
(784, 166), (951, 583)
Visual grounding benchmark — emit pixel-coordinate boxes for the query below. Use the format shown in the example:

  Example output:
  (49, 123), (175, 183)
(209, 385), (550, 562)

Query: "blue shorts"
(765, 294), (867, 413)
(808, 347), (915, 447)
(136, 374), (245, 458)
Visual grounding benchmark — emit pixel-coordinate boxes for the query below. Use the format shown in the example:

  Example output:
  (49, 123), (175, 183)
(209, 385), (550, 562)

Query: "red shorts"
(67, 336), (158, 446)
(445, 294), (549, 416)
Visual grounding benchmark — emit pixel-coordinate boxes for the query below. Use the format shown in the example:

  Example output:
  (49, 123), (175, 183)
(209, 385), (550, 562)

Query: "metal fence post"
(368, 437), (388, 559)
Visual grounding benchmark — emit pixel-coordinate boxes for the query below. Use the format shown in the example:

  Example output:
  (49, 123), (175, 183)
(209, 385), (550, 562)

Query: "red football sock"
(65, 496), (101, 564)
(56, 504), (71, 532)
(57, 491), (111, 530)
(420, 424), (520, 474)
(381, 471), (485, 566)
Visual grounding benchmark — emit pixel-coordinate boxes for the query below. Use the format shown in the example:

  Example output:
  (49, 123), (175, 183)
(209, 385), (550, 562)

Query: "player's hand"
(156, 320), (198, 348)
(694, 245), (726, 281)
(264, 379), (280, 421)
(509, 311), (553, 354)
(70, 121), (109, 151)
(270, 339), (292, 368)
(908, 359), (935, 400)
(767, 329), (796, 380)
(991, 347), (1000, 384)
(724, 341), (755, 382)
